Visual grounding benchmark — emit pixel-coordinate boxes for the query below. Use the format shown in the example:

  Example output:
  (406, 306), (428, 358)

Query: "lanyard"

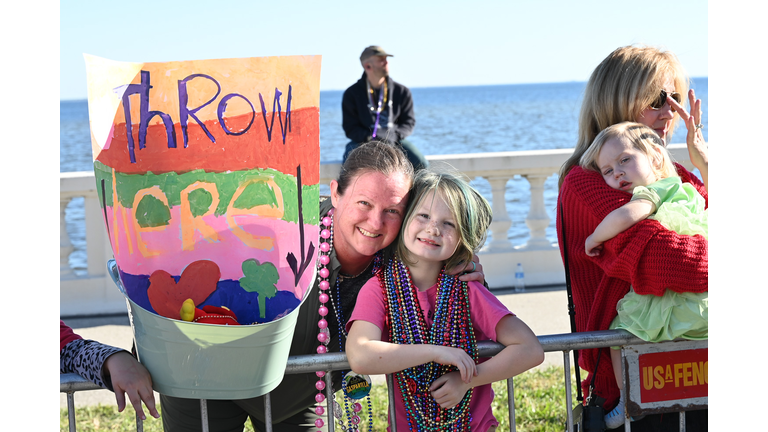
(366, 80), (388, 138)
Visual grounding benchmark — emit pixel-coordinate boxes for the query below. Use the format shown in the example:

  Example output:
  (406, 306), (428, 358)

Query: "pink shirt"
(347, 278), (513, 432)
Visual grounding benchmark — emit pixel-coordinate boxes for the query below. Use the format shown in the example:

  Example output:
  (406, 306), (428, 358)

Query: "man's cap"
(360, 46), (393, 62)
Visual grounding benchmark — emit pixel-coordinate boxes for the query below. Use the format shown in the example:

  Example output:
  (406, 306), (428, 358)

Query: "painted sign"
(86, 55), (321, 326)
(623, 340), (708, 416)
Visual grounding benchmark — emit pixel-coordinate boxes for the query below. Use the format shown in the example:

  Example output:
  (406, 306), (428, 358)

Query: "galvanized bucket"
(109, 259), (301, 399)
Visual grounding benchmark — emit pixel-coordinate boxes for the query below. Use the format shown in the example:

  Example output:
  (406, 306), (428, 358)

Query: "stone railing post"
(84, 193), (110, 276)
(522, 174), (551, 249)
(61, 195), (75, 278)
(484, 176), (514, 252)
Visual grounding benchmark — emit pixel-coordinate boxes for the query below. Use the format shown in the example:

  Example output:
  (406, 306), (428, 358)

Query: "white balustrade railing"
(60, 145), (697, 316)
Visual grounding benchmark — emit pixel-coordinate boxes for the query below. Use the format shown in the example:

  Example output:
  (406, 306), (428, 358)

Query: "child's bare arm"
(346, 320), (477, 383)
(429, 315), (544, 408)
(585, 199), (655, 256)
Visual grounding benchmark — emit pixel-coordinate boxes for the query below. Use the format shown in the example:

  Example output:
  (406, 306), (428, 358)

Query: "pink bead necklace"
(313, 208), (376, 431)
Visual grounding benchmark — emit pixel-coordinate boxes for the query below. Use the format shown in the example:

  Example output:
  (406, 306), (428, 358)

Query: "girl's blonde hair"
(397, 167), (492, 271)
(580, 122), (678, 181)
(558, 45), (689, 189)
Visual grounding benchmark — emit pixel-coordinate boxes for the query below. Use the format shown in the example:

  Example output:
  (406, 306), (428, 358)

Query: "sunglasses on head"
(649, 89), (682, 110)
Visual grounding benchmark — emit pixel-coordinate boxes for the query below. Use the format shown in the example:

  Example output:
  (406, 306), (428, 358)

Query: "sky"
(60, 0), (710, 100)
(5, 1), (767, 428)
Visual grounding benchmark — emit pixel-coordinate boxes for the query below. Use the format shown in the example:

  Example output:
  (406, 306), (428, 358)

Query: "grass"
(61, 366), (578, 432)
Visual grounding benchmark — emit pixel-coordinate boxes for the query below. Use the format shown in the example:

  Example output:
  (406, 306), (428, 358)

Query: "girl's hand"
(104, 351), (159, 420)
(429, 371), (471, 409)
(447, 254), (485, 284)
(433, 346), (477, 384)
(585, 234), (603, 257)
(668, 89), (708, 189)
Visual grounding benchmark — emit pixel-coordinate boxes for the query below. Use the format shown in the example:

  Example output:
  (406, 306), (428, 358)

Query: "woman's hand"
(668, 89), (708, 190)
(447, 254), (485, 284)
(104, 351), (159, 420)
(429, 371), (472, 409)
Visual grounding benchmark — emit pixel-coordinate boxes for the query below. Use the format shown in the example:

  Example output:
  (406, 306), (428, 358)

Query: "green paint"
(188, 188), (213, 217)
(135, 195), (171, 228)
(239, 259), (279, 319)
(93, 161), (319, 225)
(233, 179), (278, 209)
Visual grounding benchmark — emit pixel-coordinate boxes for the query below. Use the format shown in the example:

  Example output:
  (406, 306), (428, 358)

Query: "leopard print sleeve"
(60, 339), (126, 391)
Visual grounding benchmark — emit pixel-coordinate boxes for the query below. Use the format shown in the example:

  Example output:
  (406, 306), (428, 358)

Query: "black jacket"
(341, 73), (415, 143)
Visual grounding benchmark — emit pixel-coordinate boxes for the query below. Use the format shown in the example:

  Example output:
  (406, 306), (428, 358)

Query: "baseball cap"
(360, 46), (393, 62)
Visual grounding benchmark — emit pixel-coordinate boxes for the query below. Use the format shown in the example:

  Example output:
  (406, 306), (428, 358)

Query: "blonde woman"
(556, 46), (708, 431)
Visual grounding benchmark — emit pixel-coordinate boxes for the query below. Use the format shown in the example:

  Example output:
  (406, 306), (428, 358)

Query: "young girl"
(579, 121), (708, 429)
(345, 168), (544, 432)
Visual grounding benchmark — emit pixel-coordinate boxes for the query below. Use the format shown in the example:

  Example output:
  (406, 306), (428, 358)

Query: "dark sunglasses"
(649, 89), (682, 110)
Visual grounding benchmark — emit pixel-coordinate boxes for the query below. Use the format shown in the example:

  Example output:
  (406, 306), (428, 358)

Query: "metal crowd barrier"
(62, 329), (662, 432)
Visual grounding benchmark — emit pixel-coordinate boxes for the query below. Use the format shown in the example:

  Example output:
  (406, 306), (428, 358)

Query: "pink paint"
(107, 205), (318, 299)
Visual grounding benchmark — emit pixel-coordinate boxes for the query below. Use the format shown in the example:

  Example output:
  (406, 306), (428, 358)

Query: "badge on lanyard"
(343, 371), (372, 399)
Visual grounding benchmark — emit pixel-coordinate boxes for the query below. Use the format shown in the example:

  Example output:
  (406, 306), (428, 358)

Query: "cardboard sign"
(623, 340), (708, 416)
(86, 55), (321, 325)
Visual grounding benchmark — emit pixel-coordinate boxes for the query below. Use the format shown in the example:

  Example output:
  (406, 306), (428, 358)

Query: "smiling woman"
(329, 169), (410, 275)
(158, 141), (490, 431)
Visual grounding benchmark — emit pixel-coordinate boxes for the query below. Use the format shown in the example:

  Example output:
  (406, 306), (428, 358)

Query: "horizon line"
(60, 76), (709, 102)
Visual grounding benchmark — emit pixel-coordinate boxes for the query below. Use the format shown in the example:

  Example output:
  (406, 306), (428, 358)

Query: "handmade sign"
(86, 54), (320, 326)
(87, 54), (321, 398)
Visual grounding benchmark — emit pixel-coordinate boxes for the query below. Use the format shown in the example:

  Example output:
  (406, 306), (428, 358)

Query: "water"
(61, 79), (708, 272)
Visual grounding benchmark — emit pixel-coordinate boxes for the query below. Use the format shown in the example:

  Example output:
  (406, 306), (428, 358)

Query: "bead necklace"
(380, 256), (477, 431)
(315, 208), (379, 431)
(367, 79), (389, 139)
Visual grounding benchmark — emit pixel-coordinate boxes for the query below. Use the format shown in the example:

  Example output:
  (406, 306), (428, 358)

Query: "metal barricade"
(61, 330), (706, 432)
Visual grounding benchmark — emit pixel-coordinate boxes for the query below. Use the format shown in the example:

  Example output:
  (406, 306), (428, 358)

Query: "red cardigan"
(556, 164), (708, 409)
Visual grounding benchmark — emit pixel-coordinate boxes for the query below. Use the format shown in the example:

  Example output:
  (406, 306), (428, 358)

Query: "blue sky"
(60, 0), (709, 100)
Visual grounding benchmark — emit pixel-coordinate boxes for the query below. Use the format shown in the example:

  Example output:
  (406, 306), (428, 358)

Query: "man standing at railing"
(341, 45), (428, 170)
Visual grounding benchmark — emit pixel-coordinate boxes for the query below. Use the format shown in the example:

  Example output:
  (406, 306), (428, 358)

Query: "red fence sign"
(623, 340), (708, 416)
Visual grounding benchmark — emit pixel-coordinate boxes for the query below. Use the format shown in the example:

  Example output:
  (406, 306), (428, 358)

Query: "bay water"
(61, 79), (708, 273)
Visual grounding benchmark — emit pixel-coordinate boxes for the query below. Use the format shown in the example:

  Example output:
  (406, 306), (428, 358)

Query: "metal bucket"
(109, 260), (300, 399)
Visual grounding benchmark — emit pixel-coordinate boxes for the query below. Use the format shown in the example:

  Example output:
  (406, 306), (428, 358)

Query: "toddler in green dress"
(579, 121), (708, 429)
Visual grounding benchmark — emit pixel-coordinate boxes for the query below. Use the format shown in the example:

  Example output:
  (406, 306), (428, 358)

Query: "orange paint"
(96, 107), (320, 180)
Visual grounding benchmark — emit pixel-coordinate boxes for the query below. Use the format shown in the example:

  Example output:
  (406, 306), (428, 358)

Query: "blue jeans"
(342, 139), (428, 171)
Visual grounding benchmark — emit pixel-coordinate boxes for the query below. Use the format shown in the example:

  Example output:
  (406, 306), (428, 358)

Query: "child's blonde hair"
(580, 122), (678, 181)
(397, 167), (492, 271)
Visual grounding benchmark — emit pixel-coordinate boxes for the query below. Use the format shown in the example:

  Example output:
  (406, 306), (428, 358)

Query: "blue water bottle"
(515, 263), (526, 293)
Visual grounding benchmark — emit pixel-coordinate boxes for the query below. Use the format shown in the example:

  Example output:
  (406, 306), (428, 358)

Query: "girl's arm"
(428, 315), (544, 408)
(346, 320), (478, 383)
(585, 199), (655, 256)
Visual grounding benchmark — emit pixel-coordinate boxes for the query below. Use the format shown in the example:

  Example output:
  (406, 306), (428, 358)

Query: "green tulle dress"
(609, 176), (708, 342)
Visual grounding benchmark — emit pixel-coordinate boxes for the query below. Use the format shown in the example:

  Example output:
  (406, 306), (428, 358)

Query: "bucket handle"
(107, 259), (128, 297)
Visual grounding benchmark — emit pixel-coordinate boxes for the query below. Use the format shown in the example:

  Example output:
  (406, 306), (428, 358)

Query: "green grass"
(61, 366), (578, 432)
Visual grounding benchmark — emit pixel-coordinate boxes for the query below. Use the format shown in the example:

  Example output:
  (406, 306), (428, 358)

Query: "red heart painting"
(147, 260), (221, 319)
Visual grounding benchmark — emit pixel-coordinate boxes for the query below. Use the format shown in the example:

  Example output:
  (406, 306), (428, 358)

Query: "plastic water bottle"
(515, 263), (526, 292)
